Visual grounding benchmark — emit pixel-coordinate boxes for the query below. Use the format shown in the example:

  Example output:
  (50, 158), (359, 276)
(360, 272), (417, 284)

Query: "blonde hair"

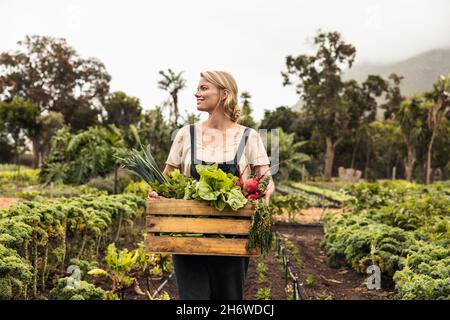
(200, 71), (240, 122)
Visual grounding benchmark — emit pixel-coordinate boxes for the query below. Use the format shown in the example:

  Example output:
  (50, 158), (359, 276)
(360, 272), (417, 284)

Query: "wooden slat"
(145, 235), (260, 256)
(147, 216), (250, 235)
(146, 199), (253, 217)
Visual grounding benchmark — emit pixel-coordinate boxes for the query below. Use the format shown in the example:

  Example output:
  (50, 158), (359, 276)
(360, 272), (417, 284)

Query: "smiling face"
(195, 78), (226, 113)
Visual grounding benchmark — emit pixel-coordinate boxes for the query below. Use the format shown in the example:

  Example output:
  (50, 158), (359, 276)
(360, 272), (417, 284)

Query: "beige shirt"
(165, 123), (270, 180)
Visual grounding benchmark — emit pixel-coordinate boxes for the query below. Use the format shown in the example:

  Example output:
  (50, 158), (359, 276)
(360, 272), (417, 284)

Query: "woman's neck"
(203, 109), (237, 131)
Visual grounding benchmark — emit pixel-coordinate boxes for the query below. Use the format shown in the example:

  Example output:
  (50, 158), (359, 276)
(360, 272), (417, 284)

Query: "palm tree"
(238, 91), (257, 128)
(157, 69), (186, 126)
(269, 128), (310, 182)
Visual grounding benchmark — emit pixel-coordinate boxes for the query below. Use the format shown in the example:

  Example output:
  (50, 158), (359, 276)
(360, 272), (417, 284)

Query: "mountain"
(343, 48), (450, 96)
(290, 48), (450, 111)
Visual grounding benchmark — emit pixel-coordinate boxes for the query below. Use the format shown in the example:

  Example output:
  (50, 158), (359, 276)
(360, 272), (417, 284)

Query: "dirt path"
(271, 225), (394, 300)
(0, 197), (20, 210)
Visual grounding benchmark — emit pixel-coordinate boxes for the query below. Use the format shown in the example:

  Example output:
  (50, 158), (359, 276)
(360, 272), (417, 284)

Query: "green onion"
(116, 143), (167, 184)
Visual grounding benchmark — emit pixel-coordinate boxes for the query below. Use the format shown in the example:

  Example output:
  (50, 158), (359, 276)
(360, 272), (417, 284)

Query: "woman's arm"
(254, 165), (275, 202)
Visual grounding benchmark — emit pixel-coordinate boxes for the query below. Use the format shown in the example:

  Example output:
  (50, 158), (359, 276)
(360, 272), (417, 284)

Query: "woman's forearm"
(162, 163), (179, 177)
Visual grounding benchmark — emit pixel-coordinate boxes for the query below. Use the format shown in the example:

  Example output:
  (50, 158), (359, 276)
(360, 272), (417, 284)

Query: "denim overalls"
(171, 124), (251, 300)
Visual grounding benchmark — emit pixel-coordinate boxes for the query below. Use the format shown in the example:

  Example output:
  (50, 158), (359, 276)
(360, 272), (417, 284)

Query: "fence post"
(293, 278), (301, 300)
(285, 258), (289, 287)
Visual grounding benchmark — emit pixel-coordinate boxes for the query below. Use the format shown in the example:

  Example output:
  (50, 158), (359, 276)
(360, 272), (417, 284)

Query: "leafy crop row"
(321, 181), (450, 299)
(0, 193), (145, 299)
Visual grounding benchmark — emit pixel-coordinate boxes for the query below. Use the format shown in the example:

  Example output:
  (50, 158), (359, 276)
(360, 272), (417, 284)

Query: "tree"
(343, 75), (388, 175)
(259, 106), (319, 172)
(103, 91), (142, 129)
(395, 95), (428, 181)
(0, 134), (14, 163)
(259, 106), (301, 135)
(367, 120), (403, 179)
(35, 112), (65, 166)
(0, 97), (39, 165)
(157, 69), (186, 126)
(180, 111), (200, 126)
(282, 31), (356, 180)
(424, 74), (450, 184)
(0, 35), (111, 131)
(238, 91), (256, 128)
(137, 107), (174, 169)
(383, 73), (405, 120)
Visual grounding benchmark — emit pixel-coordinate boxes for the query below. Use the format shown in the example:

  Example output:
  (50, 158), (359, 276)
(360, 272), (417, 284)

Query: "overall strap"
(233, 127), (251, 164)
(190, 124), (196, 165)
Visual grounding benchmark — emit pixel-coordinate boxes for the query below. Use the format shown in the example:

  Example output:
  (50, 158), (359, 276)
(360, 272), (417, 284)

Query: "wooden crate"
(146, 198), (260, 256)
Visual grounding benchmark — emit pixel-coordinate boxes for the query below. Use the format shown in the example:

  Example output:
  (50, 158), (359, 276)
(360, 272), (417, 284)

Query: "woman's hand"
(254, 165), (275, 204)
(147, 164), (176, 200)
(147, 190), (167, 201)
(263, 177), (275, 203)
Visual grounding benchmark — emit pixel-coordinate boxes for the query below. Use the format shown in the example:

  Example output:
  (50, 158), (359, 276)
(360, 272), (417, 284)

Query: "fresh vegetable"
(244, 178), (259, 194)
(242, 175), (271, 200)
(189, 163), (248, 211)
(148, 191), (159, 199)
(248, 192), (261, 201)
(247, 199), (274, 257)
(146, 164), (248, 212)
(87, 243), (146, 299)
(117, 143), (167, 184)
(148, 169), (195, 199)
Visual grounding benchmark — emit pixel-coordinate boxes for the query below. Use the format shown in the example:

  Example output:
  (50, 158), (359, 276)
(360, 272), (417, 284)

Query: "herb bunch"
(117, 144), (167, 184)
(246, 200), (274, 257)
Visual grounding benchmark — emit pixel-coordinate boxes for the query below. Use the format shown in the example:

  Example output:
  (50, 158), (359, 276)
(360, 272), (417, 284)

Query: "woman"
(158, 70), (275, 300)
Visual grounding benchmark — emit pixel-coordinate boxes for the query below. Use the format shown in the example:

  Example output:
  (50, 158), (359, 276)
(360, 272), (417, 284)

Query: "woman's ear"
(222, 89), (228, 101)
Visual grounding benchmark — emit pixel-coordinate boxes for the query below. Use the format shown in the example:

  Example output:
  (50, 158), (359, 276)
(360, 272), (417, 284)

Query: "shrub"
(0, 169), (39, 186)
(124, 180), (150, 199)
(86, 170), (134, 194)
(49, 277), (106, 300)
(40, 127), (129, 185)
(256, 288), (271, 300)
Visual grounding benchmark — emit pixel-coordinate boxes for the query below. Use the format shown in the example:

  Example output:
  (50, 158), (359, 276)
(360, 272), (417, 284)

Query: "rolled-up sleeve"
(248, 129), (270, 166)
(165, 127), (186, 167)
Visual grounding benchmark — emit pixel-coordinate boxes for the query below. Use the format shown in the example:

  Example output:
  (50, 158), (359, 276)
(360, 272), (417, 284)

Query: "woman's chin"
(196, 105), (209, 112)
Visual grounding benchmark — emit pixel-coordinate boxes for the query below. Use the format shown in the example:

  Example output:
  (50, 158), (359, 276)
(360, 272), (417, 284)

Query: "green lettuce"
(149, 164), (248, 212)
(193, 163), (247, 211)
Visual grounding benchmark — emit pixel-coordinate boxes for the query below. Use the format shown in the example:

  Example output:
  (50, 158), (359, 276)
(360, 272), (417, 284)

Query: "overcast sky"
(1, 0), (449, 120)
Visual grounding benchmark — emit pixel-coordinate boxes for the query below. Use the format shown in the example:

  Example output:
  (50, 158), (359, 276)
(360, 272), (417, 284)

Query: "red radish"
(235, 165), (250, 188)
(244, 178), (259, 194)
(148, 191), (159, 199)
(248, 192), (260, 201)
(234, 178), (243, 188)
